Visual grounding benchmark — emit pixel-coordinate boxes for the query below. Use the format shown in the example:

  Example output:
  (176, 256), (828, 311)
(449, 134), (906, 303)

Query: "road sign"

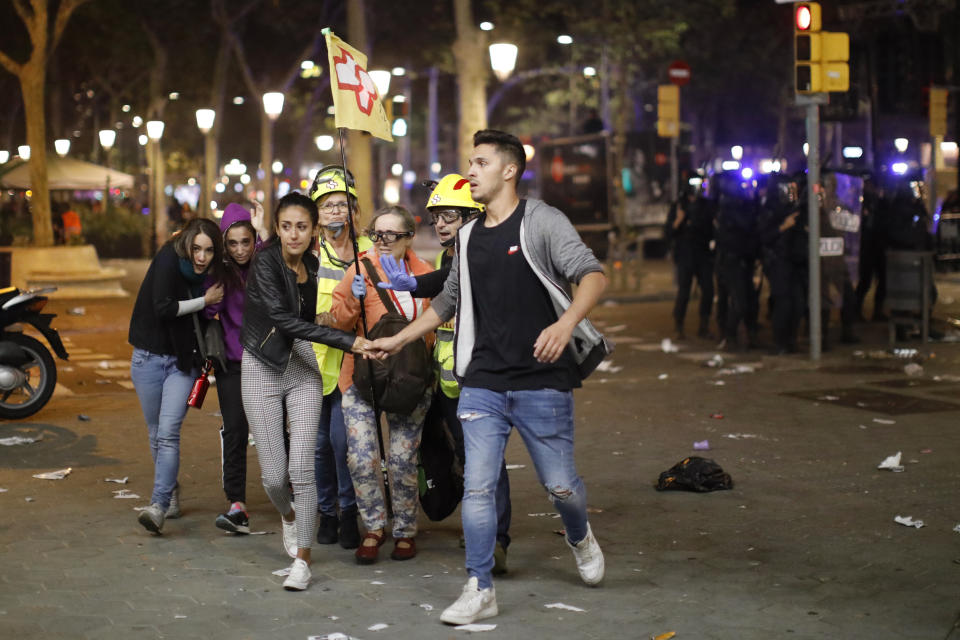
(668, 60), (691, 87)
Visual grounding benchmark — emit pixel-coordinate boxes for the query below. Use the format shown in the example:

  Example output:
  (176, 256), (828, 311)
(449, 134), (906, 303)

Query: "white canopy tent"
(0, 157), (135, 190)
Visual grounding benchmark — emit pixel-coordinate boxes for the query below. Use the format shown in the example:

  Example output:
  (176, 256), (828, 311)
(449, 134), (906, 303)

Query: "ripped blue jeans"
(458, 387), (588, 589)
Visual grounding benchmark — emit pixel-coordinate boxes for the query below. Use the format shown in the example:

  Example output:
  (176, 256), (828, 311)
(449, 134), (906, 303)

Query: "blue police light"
(721, 160), (740, 171)
(842, 146), (863, 159)
(741, 167), (754, 180)
(891, 162), (908, 175)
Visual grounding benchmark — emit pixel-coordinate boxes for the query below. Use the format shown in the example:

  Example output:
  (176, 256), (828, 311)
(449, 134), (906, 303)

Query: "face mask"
(325, 221), (346, 238)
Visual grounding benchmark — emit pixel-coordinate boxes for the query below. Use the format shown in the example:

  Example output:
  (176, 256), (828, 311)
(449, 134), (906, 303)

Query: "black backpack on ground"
(352, 258), (433, 415)
(417, 396), (464, 521)
(655, 456), (733, 493)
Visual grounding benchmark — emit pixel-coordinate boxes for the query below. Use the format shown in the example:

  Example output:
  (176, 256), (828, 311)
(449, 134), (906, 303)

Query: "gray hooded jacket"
(430, 198), (612, 381)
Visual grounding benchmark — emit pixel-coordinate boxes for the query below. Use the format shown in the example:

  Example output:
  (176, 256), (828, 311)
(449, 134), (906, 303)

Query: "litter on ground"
(505, 464), (526, 470)
(544, 602), (586, 612)
(272, 567), (291, 576)
(877, 452), (904, 472)
(693, 440), (710, 451)
(105, 477), (129, 484)
(904, 363), (924, 377)
(596, 360), (623, 373)
(658, 373), (668, 380)
(873, 418), (896, 425)
(112, 489), (140, 499)
(33, 467), (72, 480)
(454, 623), (497, 632)
(0, 435), (42, 446)
(367, 623), (388, 631)
(894, 515), (924, 528)
(724, 433), (758, 439)
(661, 338), (679, 353)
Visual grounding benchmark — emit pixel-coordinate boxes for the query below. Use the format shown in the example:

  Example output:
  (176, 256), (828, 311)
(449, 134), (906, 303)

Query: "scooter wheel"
(0, 333), (57, 419)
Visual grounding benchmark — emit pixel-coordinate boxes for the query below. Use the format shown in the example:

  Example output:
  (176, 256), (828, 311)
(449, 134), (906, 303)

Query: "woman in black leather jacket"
(240, 192), (369, 591)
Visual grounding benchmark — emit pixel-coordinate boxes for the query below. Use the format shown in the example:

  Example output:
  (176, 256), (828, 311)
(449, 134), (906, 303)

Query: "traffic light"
(657, 84), (680, 138)
(794, 2), (849, 94)
(930, 87), (948, 137)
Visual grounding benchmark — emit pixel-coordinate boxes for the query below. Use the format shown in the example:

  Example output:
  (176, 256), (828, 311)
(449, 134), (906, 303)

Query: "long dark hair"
(171, 218), (226, 283)
(221, 219), (256, 291)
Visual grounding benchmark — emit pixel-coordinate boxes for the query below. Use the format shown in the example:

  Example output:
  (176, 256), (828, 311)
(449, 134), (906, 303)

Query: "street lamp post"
(261, 92), (284, 218)
(195, 108), (216, 218)
(146, 120), (166, 250)
(489, 43), (518, 81)
(54, 139), (70, 157)
(98, 129), (117, 213)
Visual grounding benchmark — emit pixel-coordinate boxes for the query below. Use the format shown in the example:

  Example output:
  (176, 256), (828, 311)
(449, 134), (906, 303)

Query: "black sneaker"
(215, 510), (250, 534)
(317, 513), (339, 545)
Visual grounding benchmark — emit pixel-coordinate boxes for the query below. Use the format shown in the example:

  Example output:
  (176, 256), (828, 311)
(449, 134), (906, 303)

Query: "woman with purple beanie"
(205, 201), (269, 534)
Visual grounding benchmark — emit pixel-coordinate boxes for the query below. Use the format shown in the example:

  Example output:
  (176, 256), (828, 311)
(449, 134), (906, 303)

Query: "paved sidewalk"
(1, 266), (960, 639)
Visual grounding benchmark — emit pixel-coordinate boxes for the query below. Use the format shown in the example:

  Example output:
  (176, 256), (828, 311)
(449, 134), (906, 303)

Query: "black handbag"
(351, 258), (432, 414)
(192, 313), (228, 372)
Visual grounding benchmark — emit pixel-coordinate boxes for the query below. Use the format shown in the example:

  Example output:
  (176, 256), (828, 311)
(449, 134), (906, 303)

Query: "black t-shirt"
(298, 279), (316, 323)
(463, 200), (580, 391)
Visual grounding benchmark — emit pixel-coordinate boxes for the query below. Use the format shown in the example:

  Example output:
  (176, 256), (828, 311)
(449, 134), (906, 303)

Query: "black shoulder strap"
(191, 312), (207, 360)
(360, 258), (399, 312)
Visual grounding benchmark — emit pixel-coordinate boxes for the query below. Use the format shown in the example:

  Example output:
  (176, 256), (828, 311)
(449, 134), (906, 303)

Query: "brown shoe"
(355, 531), (385, 565)
(390, 537), (417, 561)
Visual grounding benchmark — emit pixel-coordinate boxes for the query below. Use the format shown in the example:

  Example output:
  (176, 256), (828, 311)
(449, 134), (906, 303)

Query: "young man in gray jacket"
(368, 129), (609, 625)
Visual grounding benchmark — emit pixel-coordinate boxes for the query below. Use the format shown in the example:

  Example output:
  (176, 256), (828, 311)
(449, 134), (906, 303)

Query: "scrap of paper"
(544, 602), (586, 612)
(33, 467), (72, 480)
(894, 515), (924, 528)
(455, 623), (497, 632)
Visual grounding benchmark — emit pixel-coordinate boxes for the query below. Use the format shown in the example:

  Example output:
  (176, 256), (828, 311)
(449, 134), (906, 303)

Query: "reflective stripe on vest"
(433, 250), (460, 398)
(313, 236), (373, 395)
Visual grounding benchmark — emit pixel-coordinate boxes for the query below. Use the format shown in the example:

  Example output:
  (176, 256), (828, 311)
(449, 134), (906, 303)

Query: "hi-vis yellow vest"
(434, 250), (459, 398)
(313, 235), (373, 395)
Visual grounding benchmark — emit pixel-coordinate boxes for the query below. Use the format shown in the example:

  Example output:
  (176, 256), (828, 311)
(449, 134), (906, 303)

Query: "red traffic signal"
(794, 2), (821, 32)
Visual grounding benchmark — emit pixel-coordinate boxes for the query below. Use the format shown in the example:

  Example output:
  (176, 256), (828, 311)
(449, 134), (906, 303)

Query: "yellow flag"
(323, 30), (393, 142)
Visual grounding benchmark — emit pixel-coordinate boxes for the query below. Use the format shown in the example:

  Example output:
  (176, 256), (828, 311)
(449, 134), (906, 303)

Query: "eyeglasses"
(319, 201), (350, 213)
(367, 230), (413, 244)
(430, 210), (462, 225)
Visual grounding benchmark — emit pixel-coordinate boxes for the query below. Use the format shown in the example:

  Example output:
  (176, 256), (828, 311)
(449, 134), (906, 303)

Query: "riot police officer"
(665, 183), (715, 339)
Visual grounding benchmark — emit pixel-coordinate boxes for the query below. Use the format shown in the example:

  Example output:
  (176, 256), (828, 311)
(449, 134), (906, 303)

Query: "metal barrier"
(885, 250), (933, 345)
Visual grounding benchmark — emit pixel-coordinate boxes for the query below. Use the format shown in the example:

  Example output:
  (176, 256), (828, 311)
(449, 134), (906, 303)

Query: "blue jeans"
(315, 388), (357, 515)
(458, 387), (588, 589)
(130, 348), (195, 510)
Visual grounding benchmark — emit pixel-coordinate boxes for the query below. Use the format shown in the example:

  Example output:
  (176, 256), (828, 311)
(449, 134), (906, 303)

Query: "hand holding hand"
(351, 336), (372, 354)
(351, 274), (366, 299)
(366, 335), (404, 359)
(204, 282), (224, 306)
(376, 254), (417, 291)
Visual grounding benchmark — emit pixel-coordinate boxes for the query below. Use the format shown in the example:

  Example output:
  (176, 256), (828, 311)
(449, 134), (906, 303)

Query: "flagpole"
(337, 126), (393, 518)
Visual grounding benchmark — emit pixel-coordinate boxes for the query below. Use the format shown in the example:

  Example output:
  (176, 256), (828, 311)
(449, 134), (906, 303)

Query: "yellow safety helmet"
(426, 174), (483, 212)
(309, 165), (358, 202)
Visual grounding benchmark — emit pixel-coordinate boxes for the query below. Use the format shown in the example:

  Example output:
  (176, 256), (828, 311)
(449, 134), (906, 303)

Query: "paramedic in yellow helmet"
(308, 165), (372, 551)
(378, 174), (512, 575)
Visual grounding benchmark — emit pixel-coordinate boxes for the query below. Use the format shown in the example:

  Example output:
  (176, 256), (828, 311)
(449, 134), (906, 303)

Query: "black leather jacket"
(242, 239), (356, 372)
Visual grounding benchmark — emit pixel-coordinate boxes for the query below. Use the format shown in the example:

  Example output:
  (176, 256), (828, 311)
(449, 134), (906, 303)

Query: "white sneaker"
(282, 558), (311, 591)
(567, 522), (604, 585)
(440, 577), (498, 625)
(137, 503), (165, 534)
(165, 484), (181, 519)
(281, 516), (298, 558)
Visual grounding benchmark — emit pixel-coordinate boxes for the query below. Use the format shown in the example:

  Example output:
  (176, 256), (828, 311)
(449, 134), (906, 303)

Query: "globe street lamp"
(489, 43), (518, 81)
(18, 145), (31, 160)
(146, 120), (166, 249)
(315, 135), (334, 152)
(195, 108), (217, 217)
(369, 70), (392, 98)
(99, 129), (116, 168)
(0, 150), (9, 164)
(54, 139), (71, 157)
(261, 92), (284, 216)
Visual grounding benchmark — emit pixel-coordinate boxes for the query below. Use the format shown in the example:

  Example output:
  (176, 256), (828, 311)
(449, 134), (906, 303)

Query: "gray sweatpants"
(241, 340), (322, 550)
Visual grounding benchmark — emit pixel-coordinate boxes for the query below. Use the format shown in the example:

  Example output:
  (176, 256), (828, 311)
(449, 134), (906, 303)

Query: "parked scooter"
(0, 286), (69, 419)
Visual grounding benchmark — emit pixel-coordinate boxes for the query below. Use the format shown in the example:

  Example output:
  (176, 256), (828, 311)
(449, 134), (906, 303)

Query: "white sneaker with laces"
(137, 503), (165, 534)
(440, 577), (498, 625)
(165, 484), (181, 519)
(567, 522), (604, 585)
(282, 558), (311, 591)
(281, 516), (298, 558)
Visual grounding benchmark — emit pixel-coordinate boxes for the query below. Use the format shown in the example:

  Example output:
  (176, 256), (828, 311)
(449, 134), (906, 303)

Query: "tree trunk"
(347, 0), (374, 219)
(452, 0), (487, 171)
(22, 64), (54, 247)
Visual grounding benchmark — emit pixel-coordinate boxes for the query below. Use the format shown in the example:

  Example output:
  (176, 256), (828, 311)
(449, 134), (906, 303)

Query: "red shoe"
(390, 537), (417, 561)
(355, 531), (385, 565)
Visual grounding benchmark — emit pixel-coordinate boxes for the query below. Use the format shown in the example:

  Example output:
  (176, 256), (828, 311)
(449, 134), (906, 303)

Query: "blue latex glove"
(351, 274), (366, 298)
(377, 254), (417, 291)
